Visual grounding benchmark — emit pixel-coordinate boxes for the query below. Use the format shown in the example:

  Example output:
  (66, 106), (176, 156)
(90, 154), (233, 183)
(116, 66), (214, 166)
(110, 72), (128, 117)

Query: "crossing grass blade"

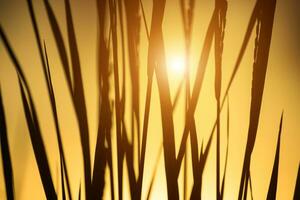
(44, 43), (73, 200)
(176, 9), (217, 173)
(64, 0), (92, 198)
(122, 4), (142, 197)
(108, 0), (125, 198)
(43, 0), (73, 91)
(189, 126), (214, 199)
(91, 0), (112, 199)
(1, 26), (56, 199)
(249, 171), (254, 200)
(149, 0), (179, 198)
(136, 1), (154, 199)
(122, 126), (137, 198)
(27, 1), (73, 198)
(124, 0), (141, 165)
(145, 144), (163, 200)
(205, 0), (262, 149)
(179, 1), (196, 198)
(18, 78), (57, 199)
(0, 89), (14, 200)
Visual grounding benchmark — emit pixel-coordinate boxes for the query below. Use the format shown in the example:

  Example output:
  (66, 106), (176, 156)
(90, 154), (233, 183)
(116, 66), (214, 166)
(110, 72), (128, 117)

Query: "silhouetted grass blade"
(214, 1), (227, 199)
(60, 154), (66, 200)
(189, 126), (214, 199)
(243, 170), (249, 200)
(0, 89), (15, 200)
(92, 0), (111, 199)
(27, 1), (72, 198)
(65, 0), (92, 198)
(43, 42), (73, 200)
(1, 25), (56, 199)
(294, 165), (300, 200)
(124, 0), (141, 167)
(43, 0), (73, 91)
(220, 96), (230, 199)
(0, 26), (28, 89)
(26, 0), (47, 76)
(190, 118), (199, 178)
(123, 127), (138, 198)
(123, 2), (142, 197)
(198, 0), (261, 156)
(108, 0), (124, 199)
(18, 78), (57, 199)
(267, 112), (283, 200)
(238, 0), (277, 198)
(138, 3), (152, 198)
(176, 10), (217, 171)
(145, 144), (162, 200)
(78, 182), (81, 200)
(149, 0), (179, 198)
(249, 172), (254, 200)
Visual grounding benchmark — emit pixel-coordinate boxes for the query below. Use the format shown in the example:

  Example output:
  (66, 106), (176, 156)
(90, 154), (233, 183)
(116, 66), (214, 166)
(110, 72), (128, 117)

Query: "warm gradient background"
(0, 0), (299, 199)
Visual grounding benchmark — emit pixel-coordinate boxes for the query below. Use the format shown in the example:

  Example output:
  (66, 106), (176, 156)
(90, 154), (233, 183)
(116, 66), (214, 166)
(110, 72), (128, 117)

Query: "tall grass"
(1, 0), (297, 199)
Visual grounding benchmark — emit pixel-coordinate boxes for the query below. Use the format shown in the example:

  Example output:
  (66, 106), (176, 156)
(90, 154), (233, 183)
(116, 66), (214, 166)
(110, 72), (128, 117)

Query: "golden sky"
(0, 0), (299, 199)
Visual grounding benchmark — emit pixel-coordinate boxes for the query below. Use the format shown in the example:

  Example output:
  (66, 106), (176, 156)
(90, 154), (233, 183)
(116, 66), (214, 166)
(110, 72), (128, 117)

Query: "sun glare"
(168, 55), (186, 76)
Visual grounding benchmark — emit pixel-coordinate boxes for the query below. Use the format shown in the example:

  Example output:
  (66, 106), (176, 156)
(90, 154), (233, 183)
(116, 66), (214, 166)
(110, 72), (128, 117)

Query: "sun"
(167, 55), (186, 76)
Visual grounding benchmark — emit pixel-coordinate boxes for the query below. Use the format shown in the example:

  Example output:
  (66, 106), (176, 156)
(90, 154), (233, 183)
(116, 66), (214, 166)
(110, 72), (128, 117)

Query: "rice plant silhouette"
(0, 0), (299, 199)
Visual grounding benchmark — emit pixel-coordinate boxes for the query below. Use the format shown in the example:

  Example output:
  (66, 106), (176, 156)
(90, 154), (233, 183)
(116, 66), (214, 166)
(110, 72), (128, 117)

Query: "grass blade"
(92, 0), (112, 199)
(238, 0), (277, 198)
(176, 10), (217, 172)
(108, 0), (124, 198)
(123, 126), (137, 198)
(27, 1), (73, 198)
(249, 171), (254, 200)
(294, 165), (300, 200)
(145, 144), (163, 200)
(214, 1), (227, 199)
(266, 112), (283, 199)
(1, 25), (56, 199)
(18, 78), (57, 199)
(60, 154), (66, 200)
(43, 43), (73, 200)
(179, 1), (196, 198)
(220, 96), (230, 199)
(189, 128), (214, 199)
(205, 0), (261, 156)
(0, 89), (14, 199)
(43, 0), (73, 91)
(137, 1), (152, 198)
(0, 27), (28, 89)
(65, 0), (92, 197)
(78, 182), (81, 200)
(124, 0), (141, 151)
(149, 0), (179, 197)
